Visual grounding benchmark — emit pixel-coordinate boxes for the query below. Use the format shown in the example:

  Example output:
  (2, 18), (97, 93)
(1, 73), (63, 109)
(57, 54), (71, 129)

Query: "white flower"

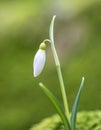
(33, 43), (46, 77)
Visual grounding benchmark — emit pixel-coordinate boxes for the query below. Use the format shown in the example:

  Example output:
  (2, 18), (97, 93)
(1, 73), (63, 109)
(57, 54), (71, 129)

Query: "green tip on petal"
(39, 42), (46, 50)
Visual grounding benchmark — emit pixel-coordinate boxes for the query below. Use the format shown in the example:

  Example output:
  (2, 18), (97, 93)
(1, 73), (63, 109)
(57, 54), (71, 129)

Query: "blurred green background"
(0, 0), (101, 130)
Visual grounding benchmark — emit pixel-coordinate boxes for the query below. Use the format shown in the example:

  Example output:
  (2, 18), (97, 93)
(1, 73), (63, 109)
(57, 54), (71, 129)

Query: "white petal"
(33, 49), (46, 77)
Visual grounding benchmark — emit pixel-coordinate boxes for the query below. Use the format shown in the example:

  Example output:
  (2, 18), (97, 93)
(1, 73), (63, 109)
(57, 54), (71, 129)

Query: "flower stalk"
(49, 15), (70, 122)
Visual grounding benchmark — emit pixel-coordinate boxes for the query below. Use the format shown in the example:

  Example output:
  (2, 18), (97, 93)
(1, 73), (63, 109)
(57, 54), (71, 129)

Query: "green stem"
(51, 40), (70, 121)
(49, 15), (70, 123)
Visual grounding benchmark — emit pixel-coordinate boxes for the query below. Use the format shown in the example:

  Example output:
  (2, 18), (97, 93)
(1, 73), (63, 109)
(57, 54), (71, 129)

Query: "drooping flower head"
(33, 42), (46, 77)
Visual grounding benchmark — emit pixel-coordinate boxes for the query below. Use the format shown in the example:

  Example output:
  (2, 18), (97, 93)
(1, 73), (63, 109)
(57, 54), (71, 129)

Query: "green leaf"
(71, 77), (85, 130)
(49, 15), (56, 43)
(39, 82), (71, 130)
(49, 15), (71, 125)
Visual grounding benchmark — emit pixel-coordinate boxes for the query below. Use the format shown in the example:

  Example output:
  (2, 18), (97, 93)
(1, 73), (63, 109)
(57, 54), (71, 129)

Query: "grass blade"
(71, 77), (85, 130)
(49, 15), (56, 43)
(39, 82), (71, 130)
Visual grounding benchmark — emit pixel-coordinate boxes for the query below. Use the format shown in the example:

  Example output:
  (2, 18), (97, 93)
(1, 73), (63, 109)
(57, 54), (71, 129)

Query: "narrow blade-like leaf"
(49, 15), (56, 43)
(71, 77), (85, 130)
(39, 82), (71, 130)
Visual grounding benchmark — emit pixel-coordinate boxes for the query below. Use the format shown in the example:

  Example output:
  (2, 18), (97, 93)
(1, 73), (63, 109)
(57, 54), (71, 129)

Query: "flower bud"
(33, 43), (46, 77)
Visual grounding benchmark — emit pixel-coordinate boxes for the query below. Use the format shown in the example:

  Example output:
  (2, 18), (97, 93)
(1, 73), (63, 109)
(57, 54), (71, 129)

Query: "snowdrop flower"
(33, 42), (46, 77)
